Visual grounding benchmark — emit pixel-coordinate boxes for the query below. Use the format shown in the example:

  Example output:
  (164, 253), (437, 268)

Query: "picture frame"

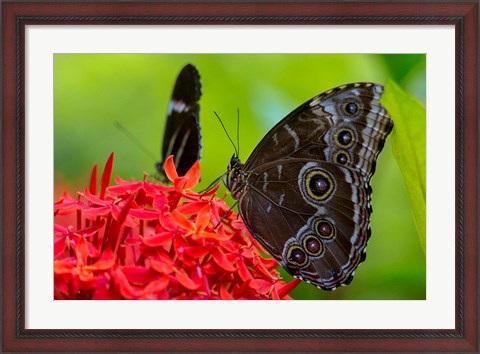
(2, 1), (478, 352)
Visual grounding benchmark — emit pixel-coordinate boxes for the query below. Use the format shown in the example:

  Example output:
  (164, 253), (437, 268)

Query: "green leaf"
(381, 79), (426, 253)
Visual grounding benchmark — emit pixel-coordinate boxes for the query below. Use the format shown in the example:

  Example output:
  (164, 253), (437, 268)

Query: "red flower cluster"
(54, 153), (300, 300)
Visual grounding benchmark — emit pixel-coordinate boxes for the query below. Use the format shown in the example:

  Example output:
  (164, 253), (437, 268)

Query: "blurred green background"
(54, 54), (426, 300)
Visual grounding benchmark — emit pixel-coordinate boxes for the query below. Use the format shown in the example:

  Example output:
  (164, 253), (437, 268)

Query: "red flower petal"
(54, 223), (69, 235)
(163, 155), (178, 182)
(54, 192), (77, 210)
(111, 206), (137, 228)
(85, 240), (101, 258)
(201, 259), (223, 275)
(129, 208), (159, 220)
(241, 247), (254, 259)
(236, 257), (254, 281)
(259, 257), (279, 270)
(183, 160), (200, 189)
(142, 231), (173, 247)
(195, 204), (212, 231)
(54, 238), (67, 258)
(107, 181), (143, 195)
(200, 183), (219, 197)
(155, 247), (175, 264)
(174, 268), (200, 290)
(89, 164), (98, 195)
(190, 265), (210, 295)
(82, 206), (111, 218)
(171, 209), (194, 231)
(252, 258), (278, 281)
(220, 286), (235, 300)
(176, 201), (209, 216)
(249, 279), (272, 295)
(92, 277), (114, 300)
(112, 198), (135, 220)
(153, 194), (169, 210)
(85, 248), (115, 271)
(112, 268), (141, 300)
(54, 191), (76, 204)
(233, 281), (252, 299)
(149, 258), (174, 275)
(75, 236), (89, 267)
(100, 152), (114, 199)
(54, 260), (75, 274)
(183, 245), (211, 258)
(77, 220), (105, 236)
(212, 248), (236, 272)
(277, 278), (302, 298)
(143, 180), (173, 193)
(77, 269), (95, 283)
(191, 231), (232, 242)
(83, 188), (110, 206)
(173, 177), (189, 193)
(142, 276), (170, 299)
(158, 207), (178, 231)
(121, 266), (158, 284)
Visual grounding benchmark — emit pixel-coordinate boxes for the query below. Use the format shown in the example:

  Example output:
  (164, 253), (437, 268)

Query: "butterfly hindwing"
(227, 82), (393, 290)
(157, 64), (202, 179)
(237, 160), (371, 290)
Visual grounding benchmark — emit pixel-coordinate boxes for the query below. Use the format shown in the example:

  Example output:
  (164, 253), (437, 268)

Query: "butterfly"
(156, 64), (202, 180)
(225, 83), (393, 290)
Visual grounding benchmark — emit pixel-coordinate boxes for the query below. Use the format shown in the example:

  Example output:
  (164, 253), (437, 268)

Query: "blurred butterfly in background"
(224, 82), (393, 290)
(115, 64), (202, 181)
(156, 64), (202, 180)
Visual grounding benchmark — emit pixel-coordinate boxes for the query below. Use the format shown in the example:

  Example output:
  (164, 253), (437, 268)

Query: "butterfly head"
(225, 154), (246, 200)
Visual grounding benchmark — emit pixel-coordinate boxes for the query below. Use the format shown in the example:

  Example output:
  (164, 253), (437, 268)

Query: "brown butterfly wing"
(233, 83), (392, 290)
(244, 83), (392, 180)
(238, 160), (371, 290)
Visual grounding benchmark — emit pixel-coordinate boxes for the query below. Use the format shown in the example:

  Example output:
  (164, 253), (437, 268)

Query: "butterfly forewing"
(157, 64), (202, 179)
(244, 83), (393, 180)
(228, 82), (393, 290)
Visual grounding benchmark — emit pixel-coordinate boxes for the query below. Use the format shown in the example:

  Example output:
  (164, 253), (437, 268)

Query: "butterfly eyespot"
(303, 169), (335, 201)
(334, 128), (355, 148)
(286, 245), (308, 267)
(333, 150), (350, 165)
(343, 102), (359, 115)
(314, 219), (335, 240)
(302, 235), (324, 256)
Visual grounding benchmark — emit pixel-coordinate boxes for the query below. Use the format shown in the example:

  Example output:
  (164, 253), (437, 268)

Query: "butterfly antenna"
(114, 121), (158, 161)
(213, 200), (239, 230)
(199, 171), (228, 195)
(213, 111), (238, 157)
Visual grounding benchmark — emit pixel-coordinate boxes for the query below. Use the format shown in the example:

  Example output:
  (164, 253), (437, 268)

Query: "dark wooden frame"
(2, 1), (478, 352)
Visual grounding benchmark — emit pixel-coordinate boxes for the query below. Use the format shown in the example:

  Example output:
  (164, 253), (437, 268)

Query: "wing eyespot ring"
(302, 234), (324, 257)
(332, 150), (350, 165)
(302, 168), (335, 202)
(286, 245), (308, 267)
(314, 219), (335, 240)
(334, 128), (355, 148)
(342, 101), (359, 115)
